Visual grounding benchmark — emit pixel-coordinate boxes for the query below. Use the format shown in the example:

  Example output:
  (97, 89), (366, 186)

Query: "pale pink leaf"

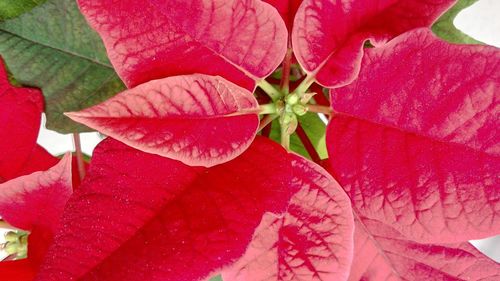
(67, 74), (259, 167)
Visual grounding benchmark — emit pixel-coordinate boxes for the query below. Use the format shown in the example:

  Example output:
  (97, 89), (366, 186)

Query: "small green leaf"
(432, 0), (483, 44)
(0, 0), (46, 20)
(0, 0), (125, 133)
(208, 275), (223, 281)
(270, 112), (327, 160)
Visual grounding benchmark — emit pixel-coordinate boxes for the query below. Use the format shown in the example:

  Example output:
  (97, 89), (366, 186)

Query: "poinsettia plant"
(0, 0), (499, 280)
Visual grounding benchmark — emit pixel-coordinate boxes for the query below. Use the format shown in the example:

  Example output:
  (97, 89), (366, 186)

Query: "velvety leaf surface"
(77, 0), (288, 90)
(0, 259), (36, 281)
(292, 0), (454, 88)
(222, 155), (354, 281)
(327, 29), (500, 243)
(0, 0), (46, 20)
(349, 218), (500, 281)
(0, 58), (44, 182)
(0, 0), (125, 133)
(36, 137), (299, 281)
(432, 0), (483, 44)
(67, 74), (260, 167)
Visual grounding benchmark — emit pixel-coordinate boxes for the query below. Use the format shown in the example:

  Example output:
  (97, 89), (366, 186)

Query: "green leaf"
(0, 0), (46, 20)
(432, 0), (483, 44)
(269, 112), (327, 160)
(208, 275), (223, 281)
(0, 0), (125, 133)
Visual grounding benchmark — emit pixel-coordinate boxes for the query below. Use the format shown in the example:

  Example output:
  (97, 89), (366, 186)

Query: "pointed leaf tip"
(67, 74), (260, 167)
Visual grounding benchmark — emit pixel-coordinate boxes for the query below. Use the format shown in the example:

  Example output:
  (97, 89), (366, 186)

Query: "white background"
(2, 0), (499, 264)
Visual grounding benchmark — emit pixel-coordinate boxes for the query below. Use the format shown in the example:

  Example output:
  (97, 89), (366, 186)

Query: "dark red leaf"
(36, 137), (299, 281)
(0, 58), (45, 182)
(77, 0), (288, 90)
(327, 29), (500, 242)
(67, 74), (260, 167)
(292, 0), (454, 87)
(223, 154), (354, 280)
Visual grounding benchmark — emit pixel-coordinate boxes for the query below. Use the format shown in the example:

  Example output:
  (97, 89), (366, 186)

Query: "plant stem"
(257, 80), (282, 101)
(280, 48), (293, 94)
(308, 104), (333, 115)
(295, 124), (321, 164)
(259, 104), (277, 115)
(280, 124), (290, 150)
(72, 133), (86, 181)
(293, 74), (315, 96)
(258, 114), (277, 132)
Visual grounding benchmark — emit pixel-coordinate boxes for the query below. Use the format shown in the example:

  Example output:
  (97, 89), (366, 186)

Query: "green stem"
(257, 80), (282, 101)
(293, 75), (315, 96)
(308, 104), (333, 115)
(280, 124), (290, 150)
(259, 104), (277, 115)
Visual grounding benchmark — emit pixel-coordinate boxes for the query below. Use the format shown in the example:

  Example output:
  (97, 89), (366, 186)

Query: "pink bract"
(292, 0), (455, 88)
(67, 74), (260, 167)
(223, 155), (354, 280)
(77, 0), (288, 90)
(327, 28), (500, 242)
(36, 137), (300, 281)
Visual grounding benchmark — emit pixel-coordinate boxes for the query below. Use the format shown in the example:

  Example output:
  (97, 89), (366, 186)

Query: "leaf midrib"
(0, 28), (113, 69)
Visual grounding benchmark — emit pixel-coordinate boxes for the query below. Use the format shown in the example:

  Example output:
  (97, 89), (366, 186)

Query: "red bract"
(36, 137), (301, 281)
(349, 218), (499, 280)
(0, 155), (73, 280)
(264, 0), (302, 31)
(0, 59), (57, 182)
(67, 75), (259, 167)
(77, 0), (287, 90)
(292, 0), (455, 88)
(223, 155), (354, 280)
(327, 28), (499, 243)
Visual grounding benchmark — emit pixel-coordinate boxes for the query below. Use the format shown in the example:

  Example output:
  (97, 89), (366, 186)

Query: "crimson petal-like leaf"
(223, 155), (354, 281)
(0, 58), (44, 182)
(292, 0), (454, 87)
(67, 74), (259, 167)
(0, 154), (72, 234)
(0, 259), (36, 281)
(77, 0), (288, 89)
(0, 154), (72, 272)
(349, 218), (499, 280)
(36, 137), (299, 281)
(327, 28), (500, 243)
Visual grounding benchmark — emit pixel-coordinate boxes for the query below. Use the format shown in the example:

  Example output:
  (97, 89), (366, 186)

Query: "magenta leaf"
(0, 58), (46, 182)
(77, 0), (288, 89)
(67, 74), (259, 167)
(0, 154), (73, 271)
(350, 218), (499, 280)
(36, 137), (300, 281)
(292, 0), (454, 87)
(222, 154), (354, 280)
(327, 29), (499, 243)
(0, 154), (72, 234)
